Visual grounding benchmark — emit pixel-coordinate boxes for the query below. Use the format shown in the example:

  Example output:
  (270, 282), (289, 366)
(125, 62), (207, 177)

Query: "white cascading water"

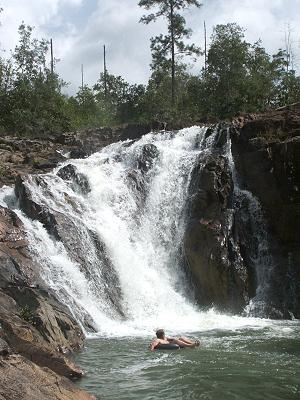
(0, 127), (272, 336)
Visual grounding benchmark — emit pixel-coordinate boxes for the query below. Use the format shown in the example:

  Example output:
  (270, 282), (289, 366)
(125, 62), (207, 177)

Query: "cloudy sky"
(1, 0), (299, 94)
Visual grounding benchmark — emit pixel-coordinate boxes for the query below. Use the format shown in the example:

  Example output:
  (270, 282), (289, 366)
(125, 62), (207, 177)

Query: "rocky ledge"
(0, 122), (161, 187)
(0, 206), (95, 399)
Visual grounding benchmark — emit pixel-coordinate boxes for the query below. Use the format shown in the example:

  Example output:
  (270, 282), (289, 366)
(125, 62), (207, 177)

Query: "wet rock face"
(126, 144), (159, 205)
(184, 154), (249, 313)
(15, 174), (125, 320)
(0, 206), (85, 379)
(136, 143), (159, 173)
(57, 164), (91, 195)
(126, 170), (145, 198)
(231, 110), (300, 318)
(185, 111), (300, 319)
(0, 206), (38, 289)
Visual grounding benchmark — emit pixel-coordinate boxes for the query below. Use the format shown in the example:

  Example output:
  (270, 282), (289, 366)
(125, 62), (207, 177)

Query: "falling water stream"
(0, 127), (299, 399)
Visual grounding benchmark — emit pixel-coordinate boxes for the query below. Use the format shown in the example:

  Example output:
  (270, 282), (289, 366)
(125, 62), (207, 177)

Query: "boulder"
(25, 152), (65, 170)
(118, 123), (152, 141)
(69, 148), (88, 159)
(0, 317), (84, 379)
(0, 286), (84, 379)
(5, 286), (85, 352)
(0, 355), (96, 400)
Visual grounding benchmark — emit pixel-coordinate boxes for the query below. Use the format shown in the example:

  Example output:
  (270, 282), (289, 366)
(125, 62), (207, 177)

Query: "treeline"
(0, 8), (299, 136)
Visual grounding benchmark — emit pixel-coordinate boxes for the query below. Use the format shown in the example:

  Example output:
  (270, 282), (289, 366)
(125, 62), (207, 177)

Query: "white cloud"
(0, 0), (82, 55)
(1, 0), (299, 94)
(195, 0), (300, 60)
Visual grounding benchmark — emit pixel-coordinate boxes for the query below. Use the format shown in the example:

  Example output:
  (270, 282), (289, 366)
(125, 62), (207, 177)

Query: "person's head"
(156, 329), (165, 339)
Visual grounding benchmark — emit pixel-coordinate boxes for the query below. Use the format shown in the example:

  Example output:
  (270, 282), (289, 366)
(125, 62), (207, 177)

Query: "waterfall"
(0, 127), (274, 336)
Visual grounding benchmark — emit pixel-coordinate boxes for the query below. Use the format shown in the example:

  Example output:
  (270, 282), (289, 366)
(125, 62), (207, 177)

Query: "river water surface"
(75, 319), (300, 400)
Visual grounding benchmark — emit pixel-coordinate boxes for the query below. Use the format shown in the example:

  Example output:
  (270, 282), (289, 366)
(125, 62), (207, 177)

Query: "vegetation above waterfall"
(0, 4), (300, 136)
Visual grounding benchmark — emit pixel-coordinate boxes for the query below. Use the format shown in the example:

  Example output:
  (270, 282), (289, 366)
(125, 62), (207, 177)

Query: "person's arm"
(149, 339), (159, 351)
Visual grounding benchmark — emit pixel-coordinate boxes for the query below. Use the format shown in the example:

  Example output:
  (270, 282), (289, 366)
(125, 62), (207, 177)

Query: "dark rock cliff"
(184, 108), (300, 319)
(184, 151), (249, 313)
(232, 109), (300, 318)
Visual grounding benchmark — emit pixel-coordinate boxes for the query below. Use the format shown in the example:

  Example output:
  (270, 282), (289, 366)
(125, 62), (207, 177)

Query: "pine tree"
(138, 0), (202, 107)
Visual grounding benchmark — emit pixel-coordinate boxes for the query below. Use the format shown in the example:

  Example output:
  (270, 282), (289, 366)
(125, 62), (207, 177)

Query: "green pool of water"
(75, 321), (300, 400)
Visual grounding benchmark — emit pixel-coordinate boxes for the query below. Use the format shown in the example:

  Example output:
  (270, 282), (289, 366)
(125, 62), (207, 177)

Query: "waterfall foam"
(0, 127), (274, 337)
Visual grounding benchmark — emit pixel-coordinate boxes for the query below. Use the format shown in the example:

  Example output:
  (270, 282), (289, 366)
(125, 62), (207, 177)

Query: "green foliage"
(64, 73), (147, 129)
(139, 69), (199, 124)
(94, 72), (146, 124)
(200, 23), (251, 118)
(198, 23), (300, 119)
(0, 23), (72, 136)
(270, 49), (300, 106)
(0, 14), (299, 135)
(70, 85), (99, 128)
(20, 305), (36, 324)
(94, 72), (130, 124)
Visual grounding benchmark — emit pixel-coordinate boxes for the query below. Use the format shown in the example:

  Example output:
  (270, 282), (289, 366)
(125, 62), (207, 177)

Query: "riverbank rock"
(0, 206), (85, 378)
(0, 355), (96, 400)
